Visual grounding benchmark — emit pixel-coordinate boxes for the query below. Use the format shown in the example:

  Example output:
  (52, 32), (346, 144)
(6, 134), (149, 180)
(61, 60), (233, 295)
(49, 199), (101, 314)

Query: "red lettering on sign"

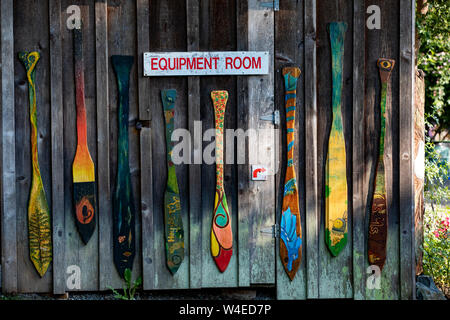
(197, 57), (204, 69)
(225, 57), (233, 69)
(233, 57), (242, 69)
(205, 57), (212, 70)
(179, 57), (186, 69)
(187, 57), (195, 70)
(159, 58), (167, 70)
(252, 57), (261, 69)
(151, 58), (158, 70)
(243, 56), (251, 69)
(213, 57), (219, 69)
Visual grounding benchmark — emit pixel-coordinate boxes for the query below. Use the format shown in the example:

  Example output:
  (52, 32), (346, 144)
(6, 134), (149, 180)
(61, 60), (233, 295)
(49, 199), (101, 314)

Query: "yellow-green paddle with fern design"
(19, 51), (52, 277)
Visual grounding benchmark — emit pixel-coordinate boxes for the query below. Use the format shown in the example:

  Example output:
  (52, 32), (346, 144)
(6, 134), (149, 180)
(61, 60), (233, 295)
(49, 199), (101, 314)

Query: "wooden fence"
(0, 0), (416, 299)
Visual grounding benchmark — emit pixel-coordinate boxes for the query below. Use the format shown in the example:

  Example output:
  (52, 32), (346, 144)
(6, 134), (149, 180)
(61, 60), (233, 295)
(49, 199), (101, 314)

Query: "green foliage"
(108, 268), (142, 300)
(417, 0), (450, 137)
(423, 206), (450, 297)
(424, 142), (450, 204)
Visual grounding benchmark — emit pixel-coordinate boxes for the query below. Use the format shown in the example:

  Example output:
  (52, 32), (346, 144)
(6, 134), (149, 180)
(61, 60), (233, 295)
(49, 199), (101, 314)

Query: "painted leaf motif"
(280, 207), (302, 271)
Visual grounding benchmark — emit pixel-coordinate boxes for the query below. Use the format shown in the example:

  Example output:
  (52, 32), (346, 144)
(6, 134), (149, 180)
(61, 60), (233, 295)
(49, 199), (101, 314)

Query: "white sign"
(252, 165), (268, 181)
(143, 51), (269, 77)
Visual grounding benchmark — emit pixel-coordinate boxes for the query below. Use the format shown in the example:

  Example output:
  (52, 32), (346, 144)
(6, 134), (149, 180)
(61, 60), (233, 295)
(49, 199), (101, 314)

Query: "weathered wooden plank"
(275, 0), (307, 300)
(399, 0), (416, 300)
(1, 0), (18, 294)
(199, 0), (238, 288)
(414, 70), (425, 276)
(236, 0), (250, 288)
(368, 58), (396, 271)
(247, 0), (276, 286)
(62, 3), (98, 292)
(49, 0), (65, 295)
(352, 0), (366, 300)
(316, 0), (353, 299)
(186, 0), (203, 289)
(14, 0), (52, 293)
(364, 0), (400, 300)
(148, 0), (189, 289)
(107, 0), (142, 288)
(304, 0), (319, 300)
(279, 67), (302, 281)
(136, 0), (154, 291)
(96, 0), (111, 291)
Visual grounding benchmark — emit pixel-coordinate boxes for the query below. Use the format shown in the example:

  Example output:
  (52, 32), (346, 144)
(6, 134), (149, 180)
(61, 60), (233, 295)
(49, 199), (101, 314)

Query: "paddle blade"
(164, 191), (185, 275)
(73, 181), (96, 244)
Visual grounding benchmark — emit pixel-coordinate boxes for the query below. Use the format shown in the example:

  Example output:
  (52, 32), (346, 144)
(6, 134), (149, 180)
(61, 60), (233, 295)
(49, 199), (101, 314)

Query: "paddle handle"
(161, 89), (180, 194)
(211, 91), (228, 191)
(74, 27), (88, 147)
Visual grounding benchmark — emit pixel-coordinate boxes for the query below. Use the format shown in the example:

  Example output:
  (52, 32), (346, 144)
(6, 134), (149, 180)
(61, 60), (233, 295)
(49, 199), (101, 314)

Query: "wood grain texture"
(247, 0), (276, 285)
(62, 3), (98, 292)
(368, 58), (395, 271)
(14, 0), (52, 293)
(199, 0), (238, 288)
(161, 89), (185, 275)
(364, 0), (400, 300)
(352, 0), (366, 300)
(49, 0), (65, 295)
(236, 0), (250, 288)
(317, 1), (353, 299)
(148, 0), (189, 290)
(107, 0), (142, 289)
(1, 0), (18, 294)
(304, 0), (319, 299)
(399, 0), (416, 300)
(137, 0), (154, 291)
(275, 0), (307, 299)
(187, 0), (203, 289)
(96, 0), (111, 291)
(19, 51), (52, 278)
(280, 67), (302, 281)
(414, 71), (425, 276)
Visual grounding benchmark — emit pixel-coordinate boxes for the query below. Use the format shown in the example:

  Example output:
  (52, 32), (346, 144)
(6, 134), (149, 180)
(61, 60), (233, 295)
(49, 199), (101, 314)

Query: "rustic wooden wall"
(0, 0), (416, 299)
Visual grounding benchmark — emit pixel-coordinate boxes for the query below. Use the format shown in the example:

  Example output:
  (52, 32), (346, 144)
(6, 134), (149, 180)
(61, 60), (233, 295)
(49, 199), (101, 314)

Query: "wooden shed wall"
(0, 0), (416, 300)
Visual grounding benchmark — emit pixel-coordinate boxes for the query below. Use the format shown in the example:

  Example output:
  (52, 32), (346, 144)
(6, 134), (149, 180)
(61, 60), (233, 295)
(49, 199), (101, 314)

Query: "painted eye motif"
(379, 60), (392, 69)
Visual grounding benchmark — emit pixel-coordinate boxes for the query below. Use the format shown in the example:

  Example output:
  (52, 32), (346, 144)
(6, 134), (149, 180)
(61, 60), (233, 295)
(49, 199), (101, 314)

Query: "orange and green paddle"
(280, 67), (302, 281)
(19, 51), (52, 277)
(72, 27), (96, 244)
(210, 91), (233, 273)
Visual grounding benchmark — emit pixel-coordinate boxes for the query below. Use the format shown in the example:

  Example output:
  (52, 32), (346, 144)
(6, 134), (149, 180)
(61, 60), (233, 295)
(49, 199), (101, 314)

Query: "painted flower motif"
(280, 207), (302, 271)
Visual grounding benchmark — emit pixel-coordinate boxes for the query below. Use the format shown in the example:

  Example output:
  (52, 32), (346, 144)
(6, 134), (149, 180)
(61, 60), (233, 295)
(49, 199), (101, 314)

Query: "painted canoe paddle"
(325, 22), (348, 257)
(280, 67), (302, 281)
(72, 27), (96, 244)
(161, 89), (185, 274)
(368, 58), (395, 271)
(210, 90), (233, 272)
(111, 55), (136, 278)
(18, 51), (52, 277)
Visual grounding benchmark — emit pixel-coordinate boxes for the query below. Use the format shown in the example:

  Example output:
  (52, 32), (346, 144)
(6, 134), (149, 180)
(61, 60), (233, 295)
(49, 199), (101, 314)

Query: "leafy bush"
(423, 206), (450, 297)
(417, 0), (450, 297)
